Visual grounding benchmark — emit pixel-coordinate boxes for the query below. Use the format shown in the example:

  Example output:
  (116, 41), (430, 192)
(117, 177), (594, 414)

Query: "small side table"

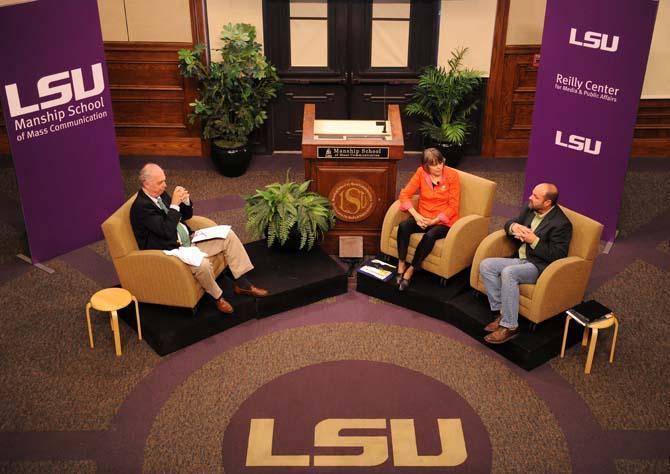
(85, 288), (142, 356)
(560, 312), (619, 374)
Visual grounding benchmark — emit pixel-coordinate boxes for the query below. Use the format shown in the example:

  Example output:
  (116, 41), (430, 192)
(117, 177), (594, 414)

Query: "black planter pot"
(425, 139), (464, 168)
(210, 142), (251, 177)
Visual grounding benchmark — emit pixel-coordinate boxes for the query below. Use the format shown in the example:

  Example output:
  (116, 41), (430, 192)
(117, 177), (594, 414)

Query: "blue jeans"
(479, 258), (539, 329)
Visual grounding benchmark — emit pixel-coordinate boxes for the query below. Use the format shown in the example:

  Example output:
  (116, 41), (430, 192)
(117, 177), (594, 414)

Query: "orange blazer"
(399, 166), (460, 227)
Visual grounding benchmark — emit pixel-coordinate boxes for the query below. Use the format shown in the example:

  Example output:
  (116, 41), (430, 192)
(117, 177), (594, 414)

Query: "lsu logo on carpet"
(246, 418), (467, 467)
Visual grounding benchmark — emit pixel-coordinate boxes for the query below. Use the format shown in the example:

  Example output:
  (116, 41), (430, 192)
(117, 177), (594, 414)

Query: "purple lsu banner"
(524, 0), (658, 242)
(0, 0), (124, 263)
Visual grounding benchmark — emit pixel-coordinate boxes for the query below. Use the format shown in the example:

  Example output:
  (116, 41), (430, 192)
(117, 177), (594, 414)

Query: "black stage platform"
(119, 240), (348, 356)
(356, 259), (582, 370)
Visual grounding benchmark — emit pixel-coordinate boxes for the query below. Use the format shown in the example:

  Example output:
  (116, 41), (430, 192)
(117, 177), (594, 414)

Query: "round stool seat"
(587, 316), (616, 330)
(86, 288), (141, 356)
(90, 288), (132, 312)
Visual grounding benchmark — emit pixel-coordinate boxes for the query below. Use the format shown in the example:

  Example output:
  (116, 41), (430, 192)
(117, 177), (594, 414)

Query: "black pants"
(397, 217), (449, 269)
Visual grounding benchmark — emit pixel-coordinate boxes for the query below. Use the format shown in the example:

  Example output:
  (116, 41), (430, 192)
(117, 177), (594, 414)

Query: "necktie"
(157, 197), (191, 247)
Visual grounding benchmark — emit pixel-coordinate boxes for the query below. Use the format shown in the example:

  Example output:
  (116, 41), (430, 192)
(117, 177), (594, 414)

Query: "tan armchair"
(101, 194), (227, 309)
(380, 169), (497, 282)
(470, 206), (603, 325)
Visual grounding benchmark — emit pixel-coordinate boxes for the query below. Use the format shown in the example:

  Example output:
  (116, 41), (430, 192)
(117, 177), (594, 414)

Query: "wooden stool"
(560, 312), (619, 374)
(85, 288), (142, 356)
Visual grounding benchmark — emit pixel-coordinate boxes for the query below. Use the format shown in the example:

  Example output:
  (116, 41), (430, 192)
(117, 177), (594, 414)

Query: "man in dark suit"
(479, 183), (572, 344)
(130, 163), (268, 314)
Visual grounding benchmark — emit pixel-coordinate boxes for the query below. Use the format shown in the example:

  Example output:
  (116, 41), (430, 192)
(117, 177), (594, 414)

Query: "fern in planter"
(245, 175), (336, 250)
(405, 47), (483, 145)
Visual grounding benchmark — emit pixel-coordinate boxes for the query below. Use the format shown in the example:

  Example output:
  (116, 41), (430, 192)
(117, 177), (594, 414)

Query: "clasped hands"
(411, 210), (439, 229)
(511, 223), (537, 244)
(170, 185), (190, 206)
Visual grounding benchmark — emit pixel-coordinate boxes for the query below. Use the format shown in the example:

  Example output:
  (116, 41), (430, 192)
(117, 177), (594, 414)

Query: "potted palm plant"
(405, 47), (483, 167)
(178, 23), (281, 177)
(244, 173), (336, 251)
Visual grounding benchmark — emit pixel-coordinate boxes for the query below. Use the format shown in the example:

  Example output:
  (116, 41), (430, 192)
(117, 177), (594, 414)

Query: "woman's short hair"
(421, 147), (445, 171)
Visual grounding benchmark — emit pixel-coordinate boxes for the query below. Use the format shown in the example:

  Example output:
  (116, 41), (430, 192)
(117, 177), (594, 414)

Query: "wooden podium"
(301, 103), (404, 255)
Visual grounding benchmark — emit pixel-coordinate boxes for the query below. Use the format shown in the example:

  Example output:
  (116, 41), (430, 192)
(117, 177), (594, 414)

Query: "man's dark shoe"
(215, 297), (234, 314)
(484, 315), (502, 332)
(484, 326), (519, 344)
(234, 285), (269, 297)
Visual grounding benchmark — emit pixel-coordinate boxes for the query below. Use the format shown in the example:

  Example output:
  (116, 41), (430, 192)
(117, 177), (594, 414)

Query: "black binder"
(566, 300), (613, 326)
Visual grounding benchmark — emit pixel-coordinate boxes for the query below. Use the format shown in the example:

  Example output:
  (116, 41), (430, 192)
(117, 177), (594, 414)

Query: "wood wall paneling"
(481, 0), (510, 157)
(105, 42), (203, 156)
(632, 99), (670, 155)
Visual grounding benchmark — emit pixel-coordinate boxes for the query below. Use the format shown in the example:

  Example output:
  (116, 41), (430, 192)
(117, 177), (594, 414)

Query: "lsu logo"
(555, 130), (602, 156)
(246, 418), (467, 467)
(4, 63), (105, 118)
(569, 28), (619, 52)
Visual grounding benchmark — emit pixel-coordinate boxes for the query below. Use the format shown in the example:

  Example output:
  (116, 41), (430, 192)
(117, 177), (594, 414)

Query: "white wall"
(506, 0), (545, 45)
(438, 0), (498, 76)
(97, 0), (191, 42)
(207, 0), (264, 54)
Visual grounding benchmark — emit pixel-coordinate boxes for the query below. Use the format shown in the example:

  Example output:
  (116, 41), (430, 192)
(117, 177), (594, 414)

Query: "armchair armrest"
(380, 198), (414, 256)
(439, 214), (489, 279)
(113, 250), (202, 307)
(527, 256), (592, 321)
(470, 229), (516, 289)
(185, 215), (217, 231)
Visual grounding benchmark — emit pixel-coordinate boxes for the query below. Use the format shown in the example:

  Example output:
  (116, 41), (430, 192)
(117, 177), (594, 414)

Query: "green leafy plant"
(177, 23), (281, 148)
(405, 47), (483, 145)
(245, 172), (336, 251)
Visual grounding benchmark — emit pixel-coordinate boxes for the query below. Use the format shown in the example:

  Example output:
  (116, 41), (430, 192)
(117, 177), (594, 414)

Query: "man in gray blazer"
(479, 183), (572, 344)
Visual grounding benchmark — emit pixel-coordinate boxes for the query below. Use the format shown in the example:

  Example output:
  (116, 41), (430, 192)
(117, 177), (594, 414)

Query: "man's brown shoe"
(484, 315), (502, 332)
(234, 285), (269, 297)
(215, 297), (234, 314)
(484, 326), (519, 344)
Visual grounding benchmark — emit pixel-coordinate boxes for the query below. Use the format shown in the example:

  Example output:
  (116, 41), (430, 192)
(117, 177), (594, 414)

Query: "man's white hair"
(139, 163), (160, 185)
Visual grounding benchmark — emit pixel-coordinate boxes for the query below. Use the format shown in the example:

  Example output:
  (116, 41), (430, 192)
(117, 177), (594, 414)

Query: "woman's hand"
(415, 214), (432, 229)
(420, 216), (440, 228)
(409, 209), (438, 229)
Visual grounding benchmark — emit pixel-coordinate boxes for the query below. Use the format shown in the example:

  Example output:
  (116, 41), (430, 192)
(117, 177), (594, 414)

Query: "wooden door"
(263, 0), (440, 152)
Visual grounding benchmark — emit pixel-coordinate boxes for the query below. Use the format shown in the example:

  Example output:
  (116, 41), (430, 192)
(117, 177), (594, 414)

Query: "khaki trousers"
(188, 230), (254, 299)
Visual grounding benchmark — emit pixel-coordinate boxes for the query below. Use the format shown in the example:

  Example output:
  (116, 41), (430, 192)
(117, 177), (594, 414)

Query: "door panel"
(271, 83), (347, 151)
(264, 0), (439, 152)
(349, 83), (423, 150)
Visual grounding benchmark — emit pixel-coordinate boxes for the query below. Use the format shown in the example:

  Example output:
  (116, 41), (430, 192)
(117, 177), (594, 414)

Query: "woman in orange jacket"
(396, 148), (460, 290)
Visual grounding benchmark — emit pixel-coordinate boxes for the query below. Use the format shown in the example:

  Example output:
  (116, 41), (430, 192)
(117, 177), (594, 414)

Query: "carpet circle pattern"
(142, 323), (569, 473)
